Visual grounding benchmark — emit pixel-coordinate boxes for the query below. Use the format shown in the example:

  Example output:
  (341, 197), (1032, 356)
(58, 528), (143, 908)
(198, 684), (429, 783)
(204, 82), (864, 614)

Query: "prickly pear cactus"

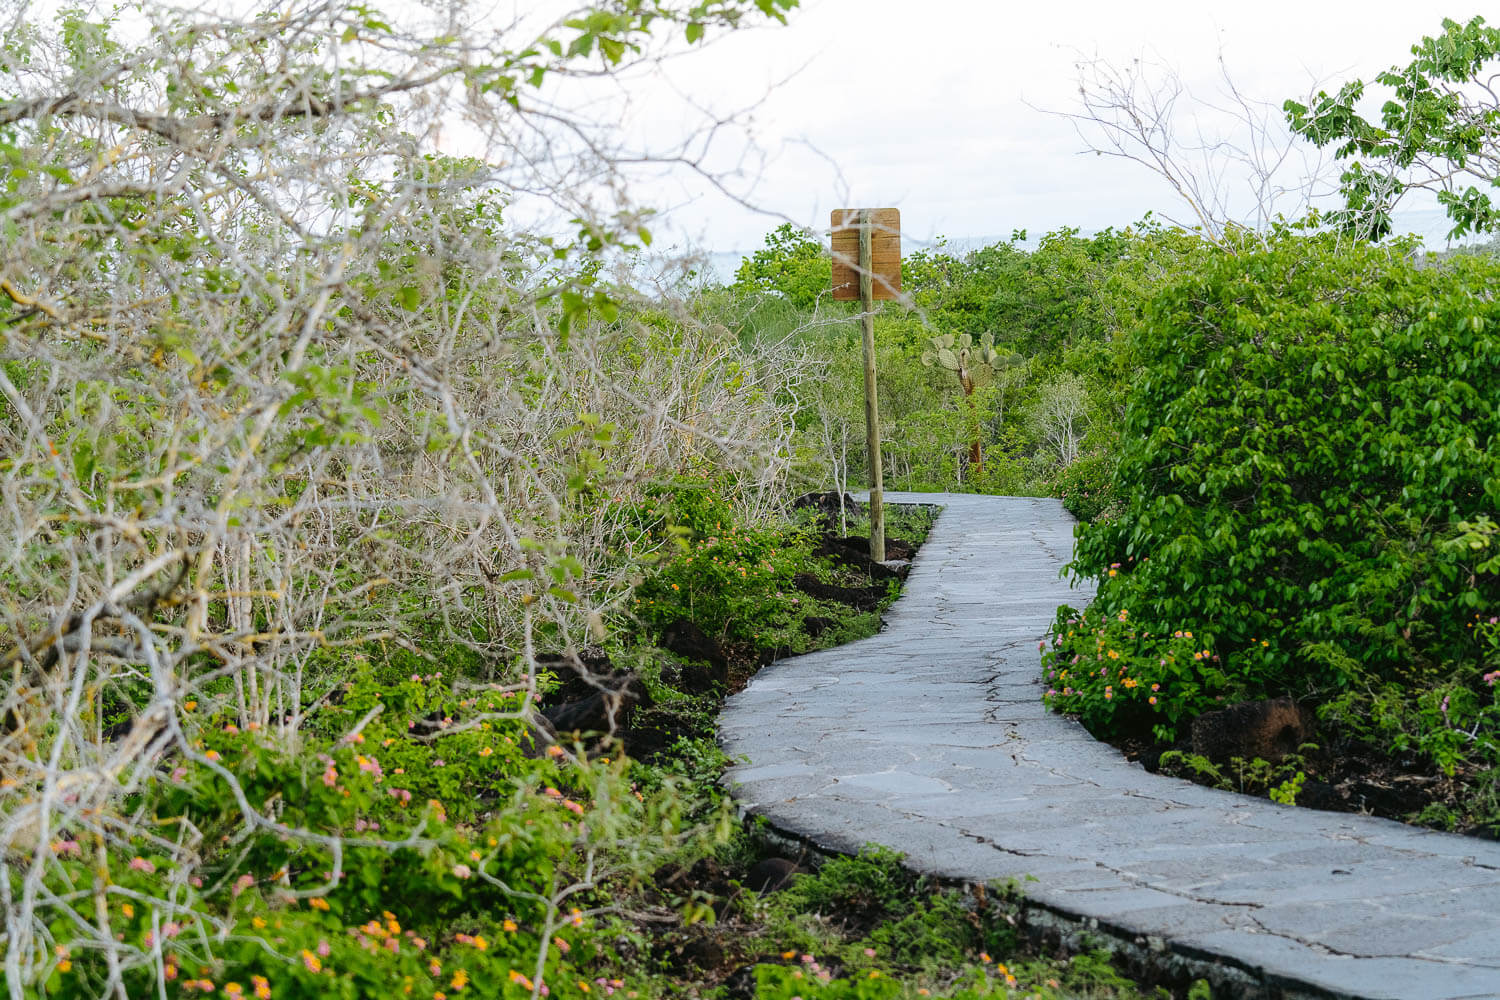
(920, 332), (1017, 392)
(919, 332), (1021, 471)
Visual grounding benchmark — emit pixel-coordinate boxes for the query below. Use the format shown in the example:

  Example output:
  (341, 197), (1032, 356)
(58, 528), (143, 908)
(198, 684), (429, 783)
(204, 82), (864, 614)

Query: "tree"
(1285, 16), (1500, 240)
(1026, 372), (1090, 468)
(731, 222), (831, 310)
(1056, 53), (1329, 249)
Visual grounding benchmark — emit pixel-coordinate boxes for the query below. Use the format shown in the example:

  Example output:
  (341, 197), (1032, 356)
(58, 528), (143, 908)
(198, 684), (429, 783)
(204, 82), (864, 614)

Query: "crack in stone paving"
(721, 493), (1500, 999)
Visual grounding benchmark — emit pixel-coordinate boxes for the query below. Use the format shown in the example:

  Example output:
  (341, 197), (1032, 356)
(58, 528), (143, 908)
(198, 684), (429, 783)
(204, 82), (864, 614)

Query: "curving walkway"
(719, 493), (1500, 1000)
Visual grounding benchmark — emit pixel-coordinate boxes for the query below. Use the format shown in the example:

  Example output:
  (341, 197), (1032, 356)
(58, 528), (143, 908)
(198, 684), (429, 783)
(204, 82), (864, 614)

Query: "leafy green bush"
(629, 484), (812, 645)
(1043, 604), (1230, 742)
(1051, 452), (1122, 523)
(1054, 236), (1500, 736)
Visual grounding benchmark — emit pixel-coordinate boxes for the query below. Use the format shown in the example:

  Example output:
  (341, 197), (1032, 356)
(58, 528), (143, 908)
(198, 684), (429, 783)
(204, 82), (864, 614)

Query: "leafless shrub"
(1052, 51), (1334, 246)
(0, 0), (804, 991)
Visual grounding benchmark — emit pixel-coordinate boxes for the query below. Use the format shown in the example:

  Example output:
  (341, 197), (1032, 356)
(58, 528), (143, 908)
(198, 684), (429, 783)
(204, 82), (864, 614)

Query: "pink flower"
(232, 874), (254, 897)
(453, 864), (472, 879)
(129, 857), (155, 873)
(317, 939), (330, 957)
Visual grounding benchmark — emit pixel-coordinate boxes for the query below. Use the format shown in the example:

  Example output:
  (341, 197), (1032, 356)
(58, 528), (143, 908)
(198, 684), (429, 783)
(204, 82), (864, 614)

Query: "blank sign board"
(831, 207), (901, 300)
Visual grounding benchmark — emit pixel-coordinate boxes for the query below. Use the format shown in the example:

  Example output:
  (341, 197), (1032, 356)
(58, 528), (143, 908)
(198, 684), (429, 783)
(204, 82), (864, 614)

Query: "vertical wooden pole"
(858, 209), (886, 562)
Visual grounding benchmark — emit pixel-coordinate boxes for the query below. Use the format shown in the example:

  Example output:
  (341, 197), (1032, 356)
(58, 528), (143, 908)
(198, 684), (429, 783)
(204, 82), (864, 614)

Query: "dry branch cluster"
(0, 1), (804, 993)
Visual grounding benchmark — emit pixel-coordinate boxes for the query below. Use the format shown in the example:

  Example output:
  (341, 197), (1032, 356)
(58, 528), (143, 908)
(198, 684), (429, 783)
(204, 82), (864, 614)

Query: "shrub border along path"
(719, 494), (1500, 1000)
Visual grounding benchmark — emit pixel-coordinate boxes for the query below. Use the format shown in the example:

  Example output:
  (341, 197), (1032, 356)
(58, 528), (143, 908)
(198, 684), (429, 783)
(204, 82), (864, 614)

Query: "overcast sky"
(536, 0), (1482, 257)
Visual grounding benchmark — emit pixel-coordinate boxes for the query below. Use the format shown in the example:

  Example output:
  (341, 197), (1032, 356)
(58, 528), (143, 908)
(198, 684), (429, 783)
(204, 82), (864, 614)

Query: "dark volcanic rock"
(812, 537), (908, 581)
(801, 616), (839, 638)
(536, 649), (650, 742)
(540, 682), (645, 736)
(842, 534), (915, 561)
(1190, 696), (1313, 763)
(659, 618), (729, 692)
(792, 573), (886, 611)
(746, 857), (802, 893)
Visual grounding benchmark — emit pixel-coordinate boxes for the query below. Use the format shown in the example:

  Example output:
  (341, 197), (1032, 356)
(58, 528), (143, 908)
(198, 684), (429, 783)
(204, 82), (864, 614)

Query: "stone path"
(719, 493), (1500, 1000)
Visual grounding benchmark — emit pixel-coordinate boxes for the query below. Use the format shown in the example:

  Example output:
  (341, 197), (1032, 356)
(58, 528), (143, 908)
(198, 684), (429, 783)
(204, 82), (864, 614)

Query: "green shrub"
(32, 665), (689, 1000)
(1043, 604), (1229, 742)
(628, 484), (812, 645)
(1051, 451), (1122, 523)
(1054, 235), (1500, 734)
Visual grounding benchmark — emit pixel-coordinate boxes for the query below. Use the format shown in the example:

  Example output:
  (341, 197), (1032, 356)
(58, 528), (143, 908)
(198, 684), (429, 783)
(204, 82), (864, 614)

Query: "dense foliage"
(1046, 236), (1500, 756)
(721, 222), (1202, 498)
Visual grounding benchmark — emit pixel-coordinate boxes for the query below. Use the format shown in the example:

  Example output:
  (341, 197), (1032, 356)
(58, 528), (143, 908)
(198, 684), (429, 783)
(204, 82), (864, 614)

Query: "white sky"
(538, 0), (1484, 256)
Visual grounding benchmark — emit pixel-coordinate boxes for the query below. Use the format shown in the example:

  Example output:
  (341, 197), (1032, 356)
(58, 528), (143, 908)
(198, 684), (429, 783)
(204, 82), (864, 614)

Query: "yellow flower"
(57, 961), (72, 974)
(470, 936), (487, 951)
(449, 969), (469, 990)
(122, 903), (134, 918)
(308, 897), (330, 911)
(502, 920), (518, 932)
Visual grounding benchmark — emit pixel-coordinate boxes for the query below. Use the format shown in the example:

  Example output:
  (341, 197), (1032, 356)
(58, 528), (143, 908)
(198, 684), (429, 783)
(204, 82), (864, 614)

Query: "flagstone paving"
(719, 493), (1500, 999)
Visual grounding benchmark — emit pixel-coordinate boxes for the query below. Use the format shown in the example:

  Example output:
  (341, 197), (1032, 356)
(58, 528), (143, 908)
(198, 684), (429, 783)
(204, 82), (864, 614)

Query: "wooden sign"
(830, 207), (901, 300)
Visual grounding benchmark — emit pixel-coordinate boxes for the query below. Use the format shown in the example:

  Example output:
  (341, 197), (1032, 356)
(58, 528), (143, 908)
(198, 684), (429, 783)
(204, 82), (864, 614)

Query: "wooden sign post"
(831, 208), (901, 563)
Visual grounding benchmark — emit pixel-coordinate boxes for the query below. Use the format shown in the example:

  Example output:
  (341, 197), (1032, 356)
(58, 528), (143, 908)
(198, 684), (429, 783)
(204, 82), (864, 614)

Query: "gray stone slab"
(719, 493), (1500, 998)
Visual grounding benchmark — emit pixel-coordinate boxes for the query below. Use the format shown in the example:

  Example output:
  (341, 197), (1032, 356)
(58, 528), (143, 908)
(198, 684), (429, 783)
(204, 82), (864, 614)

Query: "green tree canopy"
(731, 222), (830, 310)
(1285, 16), (1500, 240)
